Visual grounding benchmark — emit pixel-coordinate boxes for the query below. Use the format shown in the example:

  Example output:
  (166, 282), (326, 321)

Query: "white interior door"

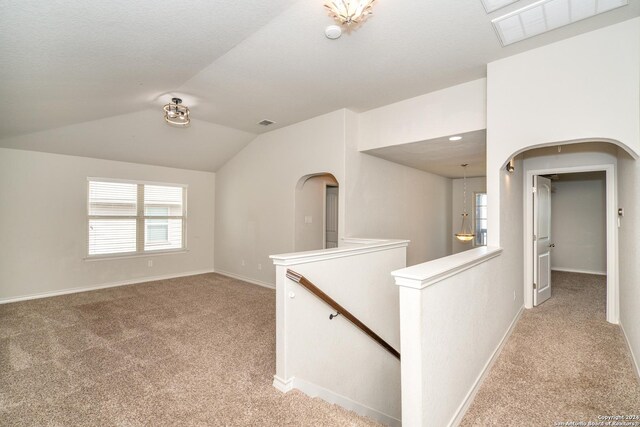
(533, 176), (553, 306)
(325, 186), (338, 248)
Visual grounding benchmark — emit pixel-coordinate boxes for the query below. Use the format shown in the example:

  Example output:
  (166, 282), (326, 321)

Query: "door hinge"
(532, 187), (537, 193)
(533, 234), (537, 241)
(533, 282), (537, 290)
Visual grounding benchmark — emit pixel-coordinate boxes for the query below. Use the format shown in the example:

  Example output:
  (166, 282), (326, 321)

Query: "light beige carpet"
(0, 273), (381, 426)
(460, 271), (640, 426)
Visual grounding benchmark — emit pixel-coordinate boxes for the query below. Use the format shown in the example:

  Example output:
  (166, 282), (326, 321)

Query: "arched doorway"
(294, 173), (339, 252)
(502, 141), (633, 324)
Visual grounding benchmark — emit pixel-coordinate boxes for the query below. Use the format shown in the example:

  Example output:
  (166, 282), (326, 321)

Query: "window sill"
(84, 249), (189, 262)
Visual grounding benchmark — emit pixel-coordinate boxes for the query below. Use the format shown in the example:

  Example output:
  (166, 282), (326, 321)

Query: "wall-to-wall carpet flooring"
(0, 273), (380, 426)
(461, 271), (640, 426)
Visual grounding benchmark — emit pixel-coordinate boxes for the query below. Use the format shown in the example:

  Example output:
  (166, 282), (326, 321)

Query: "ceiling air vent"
(492, 0), (628, 46)
(258, 119), (275, 126)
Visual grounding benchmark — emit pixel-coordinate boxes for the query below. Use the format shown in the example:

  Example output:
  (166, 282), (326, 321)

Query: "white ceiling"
(0, 0), (638, 171)
(0, 0), (297, 137)
(365, 130), (487, 178)
(0, 109), (255, 172)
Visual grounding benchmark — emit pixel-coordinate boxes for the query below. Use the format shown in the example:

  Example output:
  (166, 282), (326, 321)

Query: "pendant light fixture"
(163, 97), (190, 127)
(324, 0), (376, 26)
(455, 164), (475, 243)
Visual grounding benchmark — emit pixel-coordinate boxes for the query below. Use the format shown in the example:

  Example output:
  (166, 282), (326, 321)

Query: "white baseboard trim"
(620, 321), (640, 384)
(277, 376), (401, 427)
(551, 267), (606, 276)
(0, 269), (215, 304)
(272, 375), (295, 393)
(214, 270), (275, 290)
(448, 306), (524, 427)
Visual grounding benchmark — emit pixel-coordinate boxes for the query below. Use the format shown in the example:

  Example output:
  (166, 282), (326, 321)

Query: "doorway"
(524, 165), (618, 323)
(325, 185), (339, 249)
(294, 173), (339, 252)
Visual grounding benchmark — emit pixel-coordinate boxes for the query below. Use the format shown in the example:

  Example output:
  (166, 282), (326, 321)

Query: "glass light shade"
(324, 0), (376, 26)
(455, 213), (474, 242)
(455, 233), (475, 242)
(163, 98), (190, 127)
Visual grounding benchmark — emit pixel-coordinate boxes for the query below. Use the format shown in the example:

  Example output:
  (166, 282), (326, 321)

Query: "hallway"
(461, 271), (640, 426)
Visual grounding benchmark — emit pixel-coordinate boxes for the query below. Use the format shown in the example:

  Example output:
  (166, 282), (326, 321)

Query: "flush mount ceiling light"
(324, 0), (377, 26)
(455, 164), (475, 243)
(449, 135), (463, 141)
(492, 0), (629, 46)
(163, 97), (190, 127)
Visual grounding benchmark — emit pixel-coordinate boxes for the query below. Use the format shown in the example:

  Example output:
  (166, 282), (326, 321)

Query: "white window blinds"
(144, 185), (184, 252)
(87, 180), (186, 257)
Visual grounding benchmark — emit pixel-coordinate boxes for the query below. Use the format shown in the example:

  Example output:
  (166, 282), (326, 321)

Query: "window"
(145, 207), (169, 245)
(143, 185), (184, 252)
(88, 179), (186, 257)
(474, 192), (487, 246)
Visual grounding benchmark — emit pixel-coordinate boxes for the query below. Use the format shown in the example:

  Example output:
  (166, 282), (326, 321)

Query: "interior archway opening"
(294, 173), (339, 252)
(499, 140), (625, 324)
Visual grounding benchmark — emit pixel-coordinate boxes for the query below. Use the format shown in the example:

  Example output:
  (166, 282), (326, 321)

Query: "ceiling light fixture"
(163, 98), (190, 127)
(324, 0), (376, 26)
(449, 136), (463, 141)
(455, 164), (475, 243)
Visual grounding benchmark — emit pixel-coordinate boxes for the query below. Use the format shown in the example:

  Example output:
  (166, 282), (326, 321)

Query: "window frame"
(473, 191), (488, 247)
(85, 177), (188, 260)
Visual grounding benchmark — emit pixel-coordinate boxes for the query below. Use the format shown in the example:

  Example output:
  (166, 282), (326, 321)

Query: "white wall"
(488, 18), (639, 168)
(345, 110), (453, 266)
(451, 177), (486, 254)
(272, 239), (407, 426)
(215, 109), (454, 286)
(523, 143), (619, 172)
(358, 79), (486, 151)
(294, 174), (338, 252)
(0, 148), (215, 301)
(551, 173), (606, 275)
(617, 149), (640, 377)
(214, 110), (347, 286)
(393, 158), (524, 426)
(487, 17), (640, 247)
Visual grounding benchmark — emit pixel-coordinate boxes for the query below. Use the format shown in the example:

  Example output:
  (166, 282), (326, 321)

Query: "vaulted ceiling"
(1, 0), (637, 171)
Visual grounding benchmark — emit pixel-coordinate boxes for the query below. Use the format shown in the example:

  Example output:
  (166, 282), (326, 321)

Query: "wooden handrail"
(286, 269), (400, 360)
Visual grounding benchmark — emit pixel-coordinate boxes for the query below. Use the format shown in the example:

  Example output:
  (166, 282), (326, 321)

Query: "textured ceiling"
(0, 0), (297, 138)
(0, 109), (255, 172)
(177, 0), (640, 134)
(0, 0), (638, 171)
(365, 130), (487, 178)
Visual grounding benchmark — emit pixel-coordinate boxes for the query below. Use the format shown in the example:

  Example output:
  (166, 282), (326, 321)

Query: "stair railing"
(286, 269), (401, 360)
